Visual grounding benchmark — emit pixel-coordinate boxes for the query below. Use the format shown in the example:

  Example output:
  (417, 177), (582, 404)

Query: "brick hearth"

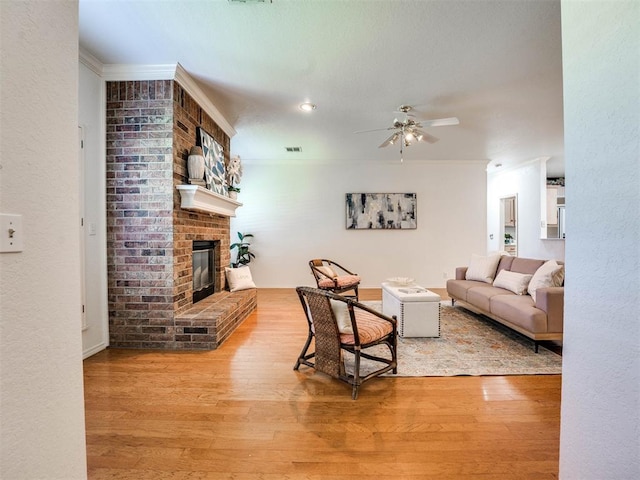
(106, 79), (255, 349)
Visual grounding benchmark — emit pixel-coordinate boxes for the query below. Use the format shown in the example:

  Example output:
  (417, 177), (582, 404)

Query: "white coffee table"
(381, 282), (441, 337)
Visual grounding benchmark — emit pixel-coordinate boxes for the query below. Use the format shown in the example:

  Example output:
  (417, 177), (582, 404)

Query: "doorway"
(500, 195), (517, 256)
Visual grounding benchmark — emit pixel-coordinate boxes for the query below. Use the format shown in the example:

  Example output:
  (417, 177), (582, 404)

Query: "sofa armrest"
(535, 286), (564, 333)
(455, 267), (468, 280)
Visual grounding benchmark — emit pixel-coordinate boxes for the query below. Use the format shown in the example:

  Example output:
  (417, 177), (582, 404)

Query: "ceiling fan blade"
(354, 126), (394, 134)
(378, 132), (400, 148)
(416, 130), (439, 144)
(418, 117), (460, 127)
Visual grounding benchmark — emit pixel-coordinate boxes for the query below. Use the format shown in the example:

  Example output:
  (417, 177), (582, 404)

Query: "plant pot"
(229, 191), (238, 200)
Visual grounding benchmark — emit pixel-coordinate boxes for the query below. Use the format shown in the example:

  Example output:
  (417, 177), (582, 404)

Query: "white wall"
(559, 1), (639, 478)
(79, 59), (109, 358)
(487, 159), (565, 261)
(231, 160), (487, 288)
(0, 1), (88, 479)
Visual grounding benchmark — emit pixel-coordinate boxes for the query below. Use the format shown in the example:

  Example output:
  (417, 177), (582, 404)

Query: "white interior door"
(79, 126), (87, 330)
(79, 62), (109, 358)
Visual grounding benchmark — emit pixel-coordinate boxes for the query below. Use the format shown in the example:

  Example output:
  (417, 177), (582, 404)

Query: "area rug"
(345, 302), (562, 377)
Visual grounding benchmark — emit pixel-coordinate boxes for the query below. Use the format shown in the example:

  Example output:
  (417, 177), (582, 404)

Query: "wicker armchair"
(309, 258), (361, 300)
(294, 286), (397, 399)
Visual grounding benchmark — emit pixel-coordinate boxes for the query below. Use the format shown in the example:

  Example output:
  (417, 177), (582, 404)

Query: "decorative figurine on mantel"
(187, 146), (206, 186)
(227, 155), (243, 199)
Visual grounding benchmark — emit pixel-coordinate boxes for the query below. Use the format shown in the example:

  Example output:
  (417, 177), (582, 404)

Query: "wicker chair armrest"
(348, 299), (397, 327)
(309, 263), (326, 279)
(325, 291), (396, 327)
(326, 260), (357, 276)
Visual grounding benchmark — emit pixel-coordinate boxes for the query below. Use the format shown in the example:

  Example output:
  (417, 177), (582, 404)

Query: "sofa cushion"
(490, 295), (548, 333)
(465, 253), (502, 283)
(496, 255), (516, 275)
(446, 279), (487, 302)
(493, 270), (533, 295)
(467, 285), (514, 312)
(510, 257), (546, 275)
(528, 260), (564, 302)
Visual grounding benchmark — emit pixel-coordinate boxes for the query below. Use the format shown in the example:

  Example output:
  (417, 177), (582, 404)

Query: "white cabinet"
(547, 186), (559, 225)
(545, 184), (565, 239)
(504, 197), (516, 226)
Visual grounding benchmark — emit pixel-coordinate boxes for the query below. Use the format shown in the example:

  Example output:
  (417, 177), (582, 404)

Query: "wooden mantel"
(176, 185), (242, 217)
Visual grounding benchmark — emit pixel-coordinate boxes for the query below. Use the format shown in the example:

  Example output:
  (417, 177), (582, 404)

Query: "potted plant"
(230, 232), (255, 268)
(228, 185), (240, 200)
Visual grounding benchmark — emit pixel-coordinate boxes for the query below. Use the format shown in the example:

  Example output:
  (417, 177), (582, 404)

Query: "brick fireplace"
(106, 78), (256, 350)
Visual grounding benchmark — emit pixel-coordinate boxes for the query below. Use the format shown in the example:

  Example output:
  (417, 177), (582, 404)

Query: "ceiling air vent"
(285, 147), (302, 153)
(228, 0), (272, 3)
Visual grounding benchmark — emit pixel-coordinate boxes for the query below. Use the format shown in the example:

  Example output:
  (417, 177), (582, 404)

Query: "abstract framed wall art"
(346, 193), (417, 229)
(197, 127), (227, 196)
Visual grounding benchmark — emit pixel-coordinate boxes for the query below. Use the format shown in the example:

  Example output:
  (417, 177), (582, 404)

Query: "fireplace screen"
(192, 240), (218, 303)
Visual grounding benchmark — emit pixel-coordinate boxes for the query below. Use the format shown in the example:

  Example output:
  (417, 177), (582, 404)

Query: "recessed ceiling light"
(299, 102), (316, 112)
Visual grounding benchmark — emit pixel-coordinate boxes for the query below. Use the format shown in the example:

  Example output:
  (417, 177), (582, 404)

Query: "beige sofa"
(446, 255), (564, 352)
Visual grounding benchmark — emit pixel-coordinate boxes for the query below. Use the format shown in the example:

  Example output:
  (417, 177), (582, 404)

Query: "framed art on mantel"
(346, 193), (417, 229)
(197, 127), (227, 196)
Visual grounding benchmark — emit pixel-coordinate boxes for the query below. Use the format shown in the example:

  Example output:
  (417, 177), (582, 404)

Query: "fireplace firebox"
(192, 240), (219, 303)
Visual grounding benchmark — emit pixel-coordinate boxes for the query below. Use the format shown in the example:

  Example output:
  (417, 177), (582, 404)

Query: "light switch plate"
(0, 214), (23, 252)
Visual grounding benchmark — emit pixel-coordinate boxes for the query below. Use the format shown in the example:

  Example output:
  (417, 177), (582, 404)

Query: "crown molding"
(487, 156), (551, 176)
(174, 64), (236, 138)
(101, 63), (177, 81)
(241, 157), (490, 166)
(99, 62), (236, 138)
(79, 48), (104, 76)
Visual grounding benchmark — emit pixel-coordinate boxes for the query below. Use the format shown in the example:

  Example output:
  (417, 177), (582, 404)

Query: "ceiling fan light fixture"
(299, 102), (316, 112)
(355, 105), (458, 160)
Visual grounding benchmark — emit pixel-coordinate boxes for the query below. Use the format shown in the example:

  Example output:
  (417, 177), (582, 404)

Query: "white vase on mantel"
(187, 146), (205, 182)
(229, 190), (238, 200)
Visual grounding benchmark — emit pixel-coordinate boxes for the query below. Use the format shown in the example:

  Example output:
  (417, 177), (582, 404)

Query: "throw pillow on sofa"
(493, 270), (533, 295)
(465, 253), (502, 283)
(528, 260), (564, 302)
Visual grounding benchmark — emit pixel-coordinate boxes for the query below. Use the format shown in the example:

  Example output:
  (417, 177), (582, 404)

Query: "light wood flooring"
(84, 288), (561, 479)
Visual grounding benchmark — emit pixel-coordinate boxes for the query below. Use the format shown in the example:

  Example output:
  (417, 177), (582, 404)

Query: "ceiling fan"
(355, 105), (459, 161)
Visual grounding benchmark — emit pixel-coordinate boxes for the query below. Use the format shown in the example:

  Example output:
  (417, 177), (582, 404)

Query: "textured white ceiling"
(79, 0), (564, 175)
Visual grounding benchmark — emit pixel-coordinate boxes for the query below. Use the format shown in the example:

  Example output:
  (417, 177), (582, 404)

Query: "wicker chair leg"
(352, 384), (359, 400)
(351, 349), (361, 400)
(294, 331), (314, 370)
(392, 338), (398, 374)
